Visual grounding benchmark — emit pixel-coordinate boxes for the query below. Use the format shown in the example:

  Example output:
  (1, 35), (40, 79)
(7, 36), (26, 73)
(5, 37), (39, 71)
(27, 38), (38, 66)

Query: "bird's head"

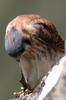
(5, 14), (60, 61)
(5, 15), (42, 61)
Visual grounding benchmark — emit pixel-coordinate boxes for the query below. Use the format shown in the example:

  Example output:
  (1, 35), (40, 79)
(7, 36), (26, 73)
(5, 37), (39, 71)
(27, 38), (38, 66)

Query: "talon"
(25, 89), (32, 94)
(20, 87), (24, 90)
(13, 91), (24, 97)
(13, 88), (24, 97)
(13, 86), (31, 97)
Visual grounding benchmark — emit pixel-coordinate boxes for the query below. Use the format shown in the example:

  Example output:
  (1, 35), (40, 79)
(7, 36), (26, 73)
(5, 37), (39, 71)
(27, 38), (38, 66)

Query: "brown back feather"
(33, 17), (64, 53)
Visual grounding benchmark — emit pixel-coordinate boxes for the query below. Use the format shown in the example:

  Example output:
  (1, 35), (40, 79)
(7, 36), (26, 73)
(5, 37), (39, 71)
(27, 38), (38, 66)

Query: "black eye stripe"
(22, 29), (29, 34)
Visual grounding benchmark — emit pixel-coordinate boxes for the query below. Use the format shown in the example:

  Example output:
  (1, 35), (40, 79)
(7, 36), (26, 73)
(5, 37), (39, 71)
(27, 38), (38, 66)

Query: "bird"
(5, 14), (64, 96)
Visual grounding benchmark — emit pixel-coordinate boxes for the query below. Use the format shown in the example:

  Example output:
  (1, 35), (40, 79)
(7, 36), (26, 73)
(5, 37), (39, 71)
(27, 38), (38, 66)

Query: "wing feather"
(33, 18), (64, 53)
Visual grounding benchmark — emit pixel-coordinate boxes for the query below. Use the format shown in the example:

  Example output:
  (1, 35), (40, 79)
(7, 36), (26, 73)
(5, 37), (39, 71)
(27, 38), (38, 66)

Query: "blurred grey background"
(0, 0), (66, 100)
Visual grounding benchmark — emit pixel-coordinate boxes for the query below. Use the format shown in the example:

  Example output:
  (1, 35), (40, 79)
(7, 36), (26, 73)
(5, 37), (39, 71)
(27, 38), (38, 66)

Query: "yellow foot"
(13, 87), (32, 97)
(13, 87), (24, 97)
(25, 89), (32, 94)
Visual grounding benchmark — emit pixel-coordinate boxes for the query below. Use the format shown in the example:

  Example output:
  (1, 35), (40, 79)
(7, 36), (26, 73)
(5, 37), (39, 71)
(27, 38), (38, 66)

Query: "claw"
(13, 87), (32, 97)
(20, 87), (24, 90)
(13, 91), (24, 97)
(25, 89), (32, 94)
(13, 87), (24, 97)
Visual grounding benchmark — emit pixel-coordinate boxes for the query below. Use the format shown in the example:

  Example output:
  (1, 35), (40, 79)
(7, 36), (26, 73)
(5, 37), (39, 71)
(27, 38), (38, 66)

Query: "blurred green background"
(0, 0), (66, 100)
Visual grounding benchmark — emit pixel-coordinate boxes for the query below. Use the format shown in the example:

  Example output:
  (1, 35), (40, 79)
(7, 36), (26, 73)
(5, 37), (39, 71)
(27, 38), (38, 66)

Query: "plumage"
(5, 14), (64, 91)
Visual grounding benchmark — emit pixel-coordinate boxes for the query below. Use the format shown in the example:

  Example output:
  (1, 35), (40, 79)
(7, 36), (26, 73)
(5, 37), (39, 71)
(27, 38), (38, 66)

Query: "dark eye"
(22, 29), (29, 34)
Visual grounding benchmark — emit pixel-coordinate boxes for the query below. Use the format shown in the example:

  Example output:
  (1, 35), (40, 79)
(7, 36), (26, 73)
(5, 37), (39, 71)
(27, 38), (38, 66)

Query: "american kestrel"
(5, 14), (64, 96)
